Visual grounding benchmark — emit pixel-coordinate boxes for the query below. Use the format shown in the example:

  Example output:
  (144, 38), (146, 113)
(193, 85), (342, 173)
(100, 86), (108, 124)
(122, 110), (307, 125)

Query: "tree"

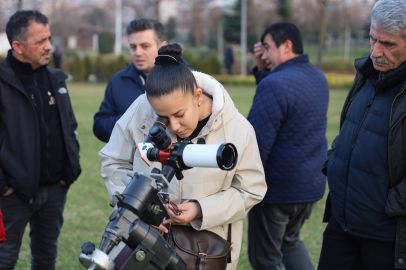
(129, 0), (162, 20)
(317, 0), (328, 69)
(83, 8), (110, 28)
(176, 0), (215, 56)
(165, 17), (177, 42)
(277, 0), (291, 21)
(223, 0), (257, 50)
(98, 32), (115, 54)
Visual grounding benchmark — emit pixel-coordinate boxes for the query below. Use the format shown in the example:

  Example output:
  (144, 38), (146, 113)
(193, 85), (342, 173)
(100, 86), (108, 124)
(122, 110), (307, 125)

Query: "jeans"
(0, 182), (68, 270)
(318, 215), (396, 270)
(248, 202), (317, 270)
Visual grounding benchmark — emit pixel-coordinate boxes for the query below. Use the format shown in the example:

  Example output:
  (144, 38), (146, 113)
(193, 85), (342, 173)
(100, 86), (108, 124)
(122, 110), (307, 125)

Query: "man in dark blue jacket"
(93, 18), (167, 142)
(318, 1), (406, 269)
(247, 22), (329, 270)
(0, 11), (81, 269)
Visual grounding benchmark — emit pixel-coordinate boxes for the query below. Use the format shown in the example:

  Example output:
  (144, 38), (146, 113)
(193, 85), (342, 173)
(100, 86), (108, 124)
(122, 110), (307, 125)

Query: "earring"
(198, 103), (201, 107)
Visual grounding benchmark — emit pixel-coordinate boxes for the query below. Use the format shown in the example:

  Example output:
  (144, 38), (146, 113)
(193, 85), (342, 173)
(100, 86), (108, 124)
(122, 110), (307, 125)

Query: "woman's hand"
(2, 187), (14, 196)
(151, 224), (170, 234)
(162, 202), (200, 226)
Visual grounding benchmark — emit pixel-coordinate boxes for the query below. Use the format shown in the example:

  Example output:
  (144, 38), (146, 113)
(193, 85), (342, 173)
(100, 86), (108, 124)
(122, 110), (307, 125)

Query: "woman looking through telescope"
(99, 43), (266, 269)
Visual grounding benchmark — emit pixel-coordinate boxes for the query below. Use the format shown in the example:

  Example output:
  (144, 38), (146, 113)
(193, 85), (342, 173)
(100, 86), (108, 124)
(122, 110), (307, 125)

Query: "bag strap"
(227, 223), (232, 264)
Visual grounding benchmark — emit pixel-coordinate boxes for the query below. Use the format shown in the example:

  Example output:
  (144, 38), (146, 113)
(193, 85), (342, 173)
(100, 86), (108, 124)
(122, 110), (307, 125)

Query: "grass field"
(14, 83), (349, 269)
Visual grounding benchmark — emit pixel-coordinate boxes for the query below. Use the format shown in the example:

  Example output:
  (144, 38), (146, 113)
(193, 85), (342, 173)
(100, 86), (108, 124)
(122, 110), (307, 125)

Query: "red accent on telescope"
(159, 151), (171, 165)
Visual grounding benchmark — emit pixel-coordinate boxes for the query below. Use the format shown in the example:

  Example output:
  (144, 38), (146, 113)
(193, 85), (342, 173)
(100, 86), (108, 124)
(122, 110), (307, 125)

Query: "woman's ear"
(195, 87), (203, 104)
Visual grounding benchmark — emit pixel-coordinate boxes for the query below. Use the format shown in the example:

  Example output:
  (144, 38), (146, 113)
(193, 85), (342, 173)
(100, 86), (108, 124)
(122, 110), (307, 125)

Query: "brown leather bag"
(166, 224), (232, 270)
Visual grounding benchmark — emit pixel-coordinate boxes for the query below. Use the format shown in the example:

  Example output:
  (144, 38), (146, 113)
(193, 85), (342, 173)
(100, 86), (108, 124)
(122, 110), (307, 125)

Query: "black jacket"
(0, 58), (81, 203)
(323, 56), (406, 268)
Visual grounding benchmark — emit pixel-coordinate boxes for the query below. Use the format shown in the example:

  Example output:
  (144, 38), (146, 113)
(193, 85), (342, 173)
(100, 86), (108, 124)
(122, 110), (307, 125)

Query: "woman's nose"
(169, 119), (180, 132)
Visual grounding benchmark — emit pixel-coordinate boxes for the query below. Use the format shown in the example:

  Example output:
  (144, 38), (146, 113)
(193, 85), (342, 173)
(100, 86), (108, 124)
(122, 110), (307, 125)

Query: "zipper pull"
(31, 94), (37, 107)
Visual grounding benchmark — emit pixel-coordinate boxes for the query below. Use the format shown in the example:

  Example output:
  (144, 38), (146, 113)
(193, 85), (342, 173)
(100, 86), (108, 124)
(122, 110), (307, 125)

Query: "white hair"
(370, 0), (406, 38)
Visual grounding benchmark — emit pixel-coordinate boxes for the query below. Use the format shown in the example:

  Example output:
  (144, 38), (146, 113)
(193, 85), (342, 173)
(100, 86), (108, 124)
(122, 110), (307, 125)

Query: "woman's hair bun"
(155, 43), (182, 66)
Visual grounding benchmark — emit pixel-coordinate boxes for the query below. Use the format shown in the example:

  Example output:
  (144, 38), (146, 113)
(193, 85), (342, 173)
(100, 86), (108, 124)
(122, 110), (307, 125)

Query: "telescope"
(79, 116), (238, 270)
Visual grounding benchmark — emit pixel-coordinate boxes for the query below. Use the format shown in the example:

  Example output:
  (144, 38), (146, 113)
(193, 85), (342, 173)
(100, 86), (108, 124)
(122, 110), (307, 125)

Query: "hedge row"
(0, 54), (355, 88)
(64, 53), (222, 82)
(65, 54), (131, 82)
(182, 52), (221, 75)
(213, 73), (355, 89)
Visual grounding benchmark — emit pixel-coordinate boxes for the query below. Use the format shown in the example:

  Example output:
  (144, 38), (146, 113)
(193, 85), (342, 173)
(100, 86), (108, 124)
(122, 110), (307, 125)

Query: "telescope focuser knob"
(135, 250), (146, 261)
(81, 242), (95, 255)
(109, 191), (125, 208)
(152, 205), (163, 215)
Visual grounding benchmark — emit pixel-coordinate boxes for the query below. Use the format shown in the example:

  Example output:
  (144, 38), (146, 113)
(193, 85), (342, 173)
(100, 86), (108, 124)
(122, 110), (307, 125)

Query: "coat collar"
(120, 62), (145, 86)
(358, 55), (406, 92)
(271, 54), (309, 74)
(353, 55), (406, 127)
(0, 50), (67, 92)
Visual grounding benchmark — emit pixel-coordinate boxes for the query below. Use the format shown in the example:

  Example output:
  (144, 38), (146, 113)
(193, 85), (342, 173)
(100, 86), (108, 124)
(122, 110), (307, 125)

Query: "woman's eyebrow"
(173, 109), (183, 115)
(155, 109), (183, 117)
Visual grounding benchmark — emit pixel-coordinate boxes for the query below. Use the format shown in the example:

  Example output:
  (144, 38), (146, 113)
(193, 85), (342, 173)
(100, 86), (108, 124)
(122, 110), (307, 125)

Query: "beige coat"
(100, 71), (267, 269)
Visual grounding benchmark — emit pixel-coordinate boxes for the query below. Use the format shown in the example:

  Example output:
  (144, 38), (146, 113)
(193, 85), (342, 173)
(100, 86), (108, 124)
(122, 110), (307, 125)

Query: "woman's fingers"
(151, 224), (169, 234)
(163, 202), (199, 225)
(158, 224), (169, 233)
(162, 218), (174, 225)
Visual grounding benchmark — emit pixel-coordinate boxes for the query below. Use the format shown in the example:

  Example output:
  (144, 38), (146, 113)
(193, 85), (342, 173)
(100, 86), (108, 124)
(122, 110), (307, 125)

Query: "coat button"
(141, 125), (145, 129)
(399, 258), (404, 264)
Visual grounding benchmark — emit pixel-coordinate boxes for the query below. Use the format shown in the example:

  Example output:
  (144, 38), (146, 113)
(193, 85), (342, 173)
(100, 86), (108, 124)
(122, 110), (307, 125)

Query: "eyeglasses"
(157, 192), (181, 216)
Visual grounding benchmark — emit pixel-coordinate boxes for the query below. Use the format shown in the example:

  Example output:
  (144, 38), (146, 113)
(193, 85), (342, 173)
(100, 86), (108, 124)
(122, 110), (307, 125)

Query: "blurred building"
(0, 33), (11, 57)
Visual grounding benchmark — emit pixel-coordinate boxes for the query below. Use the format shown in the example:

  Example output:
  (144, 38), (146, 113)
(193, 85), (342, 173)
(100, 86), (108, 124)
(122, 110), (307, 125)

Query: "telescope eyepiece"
(148, 125), (172, 151)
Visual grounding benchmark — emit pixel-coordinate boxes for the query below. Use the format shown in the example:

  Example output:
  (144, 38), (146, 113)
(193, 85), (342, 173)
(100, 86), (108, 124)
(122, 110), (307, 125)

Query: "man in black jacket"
(318, 0), (406, 269)
(0, 10), (81, 269)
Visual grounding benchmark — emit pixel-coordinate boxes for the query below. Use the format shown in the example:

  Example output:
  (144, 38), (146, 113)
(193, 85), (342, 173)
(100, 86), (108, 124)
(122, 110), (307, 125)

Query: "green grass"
(14, 83), (349, 269)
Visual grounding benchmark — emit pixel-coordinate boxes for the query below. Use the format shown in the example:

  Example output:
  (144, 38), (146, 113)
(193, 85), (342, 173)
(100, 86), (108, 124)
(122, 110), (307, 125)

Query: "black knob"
(149, 126), (160, 137)
(109, 209), (120, 221)
(81, 242), (96, 255)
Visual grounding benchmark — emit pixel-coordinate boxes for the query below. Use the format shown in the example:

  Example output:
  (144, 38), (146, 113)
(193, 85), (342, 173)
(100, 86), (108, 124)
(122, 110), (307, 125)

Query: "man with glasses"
(247, 22), (329, 270)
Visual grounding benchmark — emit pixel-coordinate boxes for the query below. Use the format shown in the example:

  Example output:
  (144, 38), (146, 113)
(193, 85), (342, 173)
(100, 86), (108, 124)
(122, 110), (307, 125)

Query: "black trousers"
(0, 182), (68, 270)
(318, 215), (396, 270)
(248, 202), (317, 270)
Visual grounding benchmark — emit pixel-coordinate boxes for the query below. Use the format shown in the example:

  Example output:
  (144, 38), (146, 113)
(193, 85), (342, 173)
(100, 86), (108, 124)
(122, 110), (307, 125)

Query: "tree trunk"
(154, 0), (161, 21)
(317, 0), (327, 69)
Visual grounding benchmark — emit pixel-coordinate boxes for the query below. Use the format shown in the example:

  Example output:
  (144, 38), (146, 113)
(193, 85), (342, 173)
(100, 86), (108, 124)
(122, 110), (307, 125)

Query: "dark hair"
(145, 43), (196, 99)
(261, 22), (303, 55)
(126, 18), (167, 45)
(6, 10), (48, 47)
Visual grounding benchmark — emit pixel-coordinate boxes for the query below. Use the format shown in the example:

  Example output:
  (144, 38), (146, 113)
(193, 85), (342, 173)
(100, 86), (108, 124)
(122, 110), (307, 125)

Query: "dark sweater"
(7, 51), (67, 185)
(248, 54), (329, 204)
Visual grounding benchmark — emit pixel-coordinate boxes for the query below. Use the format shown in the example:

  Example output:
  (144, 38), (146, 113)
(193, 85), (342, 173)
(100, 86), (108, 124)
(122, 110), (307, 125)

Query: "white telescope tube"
(181, 143), (237, 170)
(182, 144), (220, 168)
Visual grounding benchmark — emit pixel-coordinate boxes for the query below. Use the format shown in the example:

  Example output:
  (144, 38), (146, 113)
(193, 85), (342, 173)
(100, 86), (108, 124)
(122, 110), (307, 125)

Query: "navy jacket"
(324, 57), (406, 267)
(93, 60), (192, 142)
(248, 54), (329, 204)
(93, 63), (146, 142)
(326, 58), (406, 242)
(0, 58), (81, 202)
